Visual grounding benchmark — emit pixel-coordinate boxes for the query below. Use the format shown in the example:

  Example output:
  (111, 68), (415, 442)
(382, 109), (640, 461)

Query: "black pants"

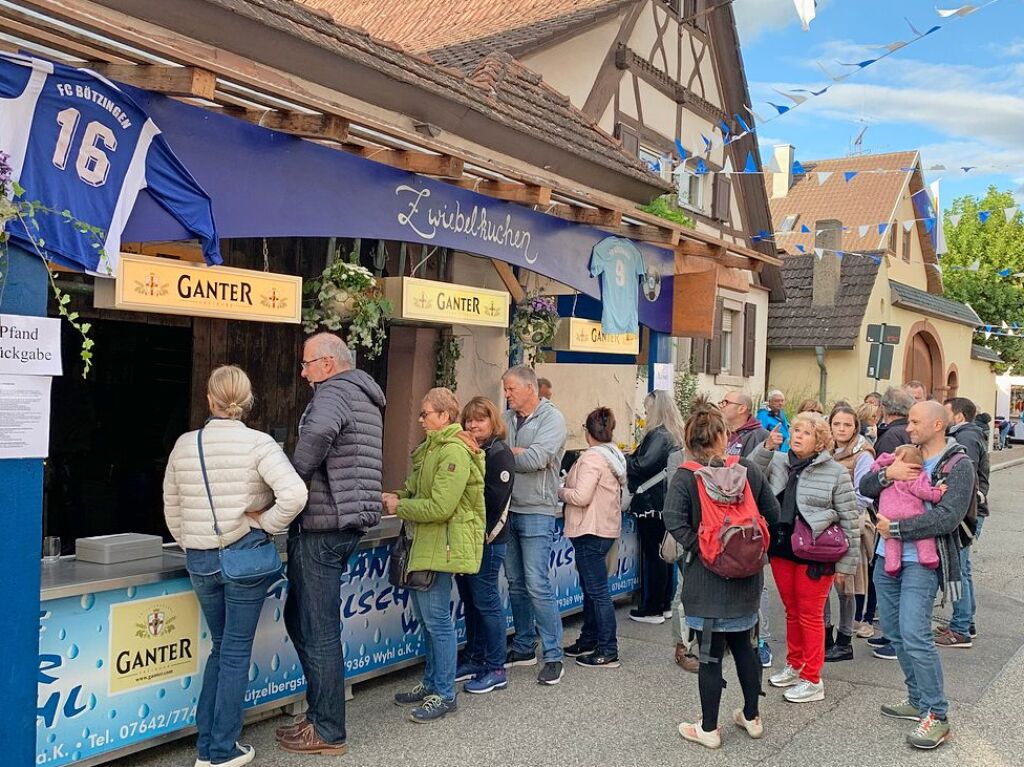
(855, 552), (878, 624)
(694, 629), (762, 732)
(636, 514), (674, 614)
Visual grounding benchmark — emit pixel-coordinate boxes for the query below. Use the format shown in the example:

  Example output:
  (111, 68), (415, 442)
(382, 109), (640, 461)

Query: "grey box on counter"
(75, 533), (165, 564)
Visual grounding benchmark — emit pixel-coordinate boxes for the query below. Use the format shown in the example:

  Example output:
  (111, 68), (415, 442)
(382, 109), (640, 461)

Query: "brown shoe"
(275, 716), (310, 742)
(675, 643), (698, 674)
(278, 724), (348, 756)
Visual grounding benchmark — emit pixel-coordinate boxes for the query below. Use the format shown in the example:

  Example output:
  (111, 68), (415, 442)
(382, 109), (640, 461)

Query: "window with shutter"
(692, 334), (707, 373)
(709, 296), (724, 374)
(902, 226), (912, 263)
(743, 303), (758, 377)
(615, 122), (640, 157)
(713, 176), (732, 223)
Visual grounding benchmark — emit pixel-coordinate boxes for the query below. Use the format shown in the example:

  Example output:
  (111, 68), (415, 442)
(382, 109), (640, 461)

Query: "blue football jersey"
(0, 52), (220, 274)
(590, 236), (646, 334)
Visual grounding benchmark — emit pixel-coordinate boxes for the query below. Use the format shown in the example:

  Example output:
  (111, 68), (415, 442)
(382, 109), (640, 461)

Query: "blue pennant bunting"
(801, 224), (811, 233)
(792, 86), (831, 97)
(796, 244), (806, 253)
(878, 222), (889, 235)
(871, 256), (882, 265)
(998, 268), (1012, 277)
(719, 120), (732, 139)
(924, 218), (935, 234)
(961, 166), (976, 173)
(674, 138), (688, 160)
(767, 102), (790, 115)
(844, 171), (859, 183)
(979, 210), (991, 224)
(734, 113), (752, 134)
(744, 151), (758, 173)
(839, 58), (880, 69)
(701, 134), (712, 153)
(695, 158), (708, 175)
(793, 160), (807, 176)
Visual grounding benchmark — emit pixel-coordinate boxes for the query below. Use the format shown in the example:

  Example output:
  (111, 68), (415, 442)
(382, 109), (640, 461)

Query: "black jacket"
(481, 437), (515, 544)
(949, 421), (990, 516)
(663, 459), (780, 619)
(626, 425), (676, 514)
(875, 417), (911, 456)
(292, 370), (386, 532)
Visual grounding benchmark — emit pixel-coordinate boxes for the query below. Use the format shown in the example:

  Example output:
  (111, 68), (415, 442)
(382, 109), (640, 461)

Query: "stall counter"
(37, 516), (639, 766)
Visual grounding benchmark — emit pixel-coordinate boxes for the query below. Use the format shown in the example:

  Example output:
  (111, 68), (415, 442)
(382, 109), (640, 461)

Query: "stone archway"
(903, 321), (945, 398)
(946, 364), (960, 399)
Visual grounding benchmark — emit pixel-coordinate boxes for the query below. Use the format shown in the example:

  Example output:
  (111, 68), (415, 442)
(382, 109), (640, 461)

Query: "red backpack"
(682, 457), (769, 579)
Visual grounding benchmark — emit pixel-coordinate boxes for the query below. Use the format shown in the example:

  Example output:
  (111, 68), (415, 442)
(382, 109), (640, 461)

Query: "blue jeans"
(455, 543), (507, 672)
(572, 535), (617, 656)
(411, 572), (457, 701)
(950, 539), (976, 635)
(284, 529), (361, 745)
(190, 568), (271, 763)
(505, 513), (564, 662)
(874, 563), (949, 719)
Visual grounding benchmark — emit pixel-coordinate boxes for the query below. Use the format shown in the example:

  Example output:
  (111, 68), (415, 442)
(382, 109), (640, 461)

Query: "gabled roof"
(889, 281), (982, 327)
(971, 344), (1002, 363)
(301, 0), (631, 67)
(767, 252), (881, 349)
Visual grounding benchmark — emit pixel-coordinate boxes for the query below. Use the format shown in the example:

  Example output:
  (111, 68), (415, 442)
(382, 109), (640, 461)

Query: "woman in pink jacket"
(558, 407), (627, 670)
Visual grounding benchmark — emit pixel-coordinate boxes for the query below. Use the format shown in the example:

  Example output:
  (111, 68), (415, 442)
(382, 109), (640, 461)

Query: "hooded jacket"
(875, 417), (911, 456)
(503, 398), (567, 516)
(626, 425), (677, 513)
(397, 423), (485, 574)
(728, 416), (771, 459)
(560, 442), (626, 539)
(756, 407), (791, 452)
(949, 421), (990, 516)
(292, 369), (386, 532)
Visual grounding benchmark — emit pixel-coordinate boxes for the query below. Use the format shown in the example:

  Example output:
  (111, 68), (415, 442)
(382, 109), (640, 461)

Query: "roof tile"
(889, 281), (981, 327)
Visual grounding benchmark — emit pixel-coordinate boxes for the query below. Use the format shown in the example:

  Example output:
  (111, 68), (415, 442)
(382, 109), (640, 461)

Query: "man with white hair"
(756, 389), (790, 452)
(860, 400), (975, 750)
(277, 333), (386, 755)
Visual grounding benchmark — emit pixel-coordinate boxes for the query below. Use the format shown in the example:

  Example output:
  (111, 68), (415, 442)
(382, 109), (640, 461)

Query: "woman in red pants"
(748, 412), (859, 703)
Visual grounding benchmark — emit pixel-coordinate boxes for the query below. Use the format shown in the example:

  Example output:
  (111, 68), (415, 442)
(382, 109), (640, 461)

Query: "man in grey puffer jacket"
(279, 333), (385, 756)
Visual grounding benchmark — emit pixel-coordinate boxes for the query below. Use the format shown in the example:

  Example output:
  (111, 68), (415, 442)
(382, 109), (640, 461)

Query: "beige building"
(765, 148), (998, 409)
(311, 0), (784, 435)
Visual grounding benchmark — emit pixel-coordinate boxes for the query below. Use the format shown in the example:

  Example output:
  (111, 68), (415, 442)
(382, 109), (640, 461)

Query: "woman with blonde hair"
(626, 389), (685, 624)
(164, 365), (308, 767)
(749, 412), (859, 704)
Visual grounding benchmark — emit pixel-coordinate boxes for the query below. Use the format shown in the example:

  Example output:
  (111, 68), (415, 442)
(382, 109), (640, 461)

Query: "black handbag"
(198, 427), (283, 582)
(388, 523), (435, 592)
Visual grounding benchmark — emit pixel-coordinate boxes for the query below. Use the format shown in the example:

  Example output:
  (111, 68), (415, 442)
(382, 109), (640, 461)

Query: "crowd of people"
(161, 331), (987, 765)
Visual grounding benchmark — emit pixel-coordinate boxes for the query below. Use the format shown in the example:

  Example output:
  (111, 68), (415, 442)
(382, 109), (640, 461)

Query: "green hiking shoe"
(880, 698), (921, 721)
(907, 713), (951, 750)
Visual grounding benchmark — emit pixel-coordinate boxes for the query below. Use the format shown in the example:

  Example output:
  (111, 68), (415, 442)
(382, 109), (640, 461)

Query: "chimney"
(771, 144), (794, 198)
(812, 218), (842, 307)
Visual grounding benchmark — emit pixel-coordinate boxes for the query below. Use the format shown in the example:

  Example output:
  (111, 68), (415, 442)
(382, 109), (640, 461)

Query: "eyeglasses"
(719, 399), (741, 407)
(419, 409), (438, 420)
(300, 356), (328, 370)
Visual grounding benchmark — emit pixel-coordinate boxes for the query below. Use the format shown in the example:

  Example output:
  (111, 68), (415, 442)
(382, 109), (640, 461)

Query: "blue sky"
(734, 0), (1024, 212)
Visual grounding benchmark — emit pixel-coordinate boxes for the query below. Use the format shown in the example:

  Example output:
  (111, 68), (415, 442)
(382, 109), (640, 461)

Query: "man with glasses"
(721, 392), (769, 459)
(276, 333), (386, 755)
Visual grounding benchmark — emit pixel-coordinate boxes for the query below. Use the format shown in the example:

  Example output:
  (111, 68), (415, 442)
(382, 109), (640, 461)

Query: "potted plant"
(303, 253), (392, 359)
(510, 292), (560, 363)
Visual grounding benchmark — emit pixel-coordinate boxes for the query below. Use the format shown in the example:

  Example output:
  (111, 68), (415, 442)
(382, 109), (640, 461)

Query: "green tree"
(941, 186), (1024, 373)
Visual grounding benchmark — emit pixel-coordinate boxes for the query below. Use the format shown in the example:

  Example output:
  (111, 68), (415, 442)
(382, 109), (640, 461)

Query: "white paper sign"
(653, 363), (675, 392)
(0, 374), (52, 458)
(0, 314), (62, 376)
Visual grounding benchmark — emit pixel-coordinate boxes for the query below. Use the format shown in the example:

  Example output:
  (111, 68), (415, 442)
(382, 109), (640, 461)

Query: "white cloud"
(735, 0), (832, 43)
(988, 38), (1024, 58)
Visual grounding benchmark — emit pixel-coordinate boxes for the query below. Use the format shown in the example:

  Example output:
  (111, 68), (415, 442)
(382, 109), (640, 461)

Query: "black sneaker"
(867, 635), (891, 648)
(537, 661), (564, 685)
(563, 640), (597, 658)
(824, 642), (854, 662)
(505, 649), (538, 668)
(408, 694), (457, 723)
(575, 652), (621, 669)
(394, 683), (431, 706)
(628, 608), (665, 625)
(969, 623), (977, 638)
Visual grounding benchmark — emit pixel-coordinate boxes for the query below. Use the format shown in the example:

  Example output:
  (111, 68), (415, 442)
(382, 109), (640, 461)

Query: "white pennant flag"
(817, 171), (833, 185)
(1005, 206), (1019, 223)
(794, 0), (817, 30)
(937, 5), (978, 18)
(950, 214), (963, 227)
(764, 155), (781, 173)
(969, 259), (980, 272)
(814, 247), (824, 260)
(903, 220), (915, 232)
(858, 225), (870, 238)
(722, 156), (734, 175)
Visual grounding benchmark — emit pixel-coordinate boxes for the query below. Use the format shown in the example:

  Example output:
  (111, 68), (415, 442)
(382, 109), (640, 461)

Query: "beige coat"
(163, 419), (308, 550)
(558, 447), (625, 539)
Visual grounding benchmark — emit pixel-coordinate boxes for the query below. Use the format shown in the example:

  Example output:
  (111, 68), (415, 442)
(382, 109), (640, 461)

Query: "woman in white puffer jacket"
(163, 365), (307, 767)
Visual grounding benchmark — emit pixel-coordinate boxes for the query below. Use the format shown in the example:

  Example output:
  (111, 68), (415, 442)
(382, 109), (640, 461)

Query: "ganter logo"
(109, 593), (199, 694)
(133, 272), (169, 297)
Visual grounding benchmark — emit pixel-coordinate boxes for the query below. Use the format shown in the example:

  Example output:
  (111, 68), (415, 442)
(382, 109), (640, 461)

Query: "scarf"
(778, 452), (815, 526)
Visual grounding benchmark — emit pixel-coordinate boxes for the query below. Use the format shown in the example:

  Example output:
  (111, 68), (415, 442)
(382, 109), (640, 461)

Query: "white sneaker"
(662, 609), (673, 619)
(784, 679), (825, 703)
(769, 664), (801, 688)
(678, 720), (722, 749)
(210, 745), (255, 767)
(733, 708), (764, 739)
(195, 760), (211, 767)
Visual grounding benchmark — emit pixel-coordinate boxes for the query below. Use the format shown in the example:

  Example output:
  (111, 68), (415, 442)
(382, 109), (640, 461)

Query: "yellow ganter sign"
(554, 317), (640, 355)
(94, 253), (302, 323)
(386, 276), (510, 328)
(108, 592), (200, 694)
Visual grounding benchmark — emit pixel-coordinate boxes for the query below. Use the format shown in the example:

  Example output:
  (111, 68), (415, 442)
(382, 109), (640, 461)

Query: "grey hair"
(307, 332), (353, 369)
(881, 386), (914, 418)
(644, 389), (687, 449)
(766, 389), (784, 400)
(735, 392), (753, 413)
(502, 365), (538, 390)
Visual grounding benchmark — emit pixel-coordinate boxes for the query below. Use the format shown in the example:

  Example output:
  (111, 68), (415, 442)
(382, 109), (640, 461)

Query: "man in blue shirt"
(756, 389), (790, 452)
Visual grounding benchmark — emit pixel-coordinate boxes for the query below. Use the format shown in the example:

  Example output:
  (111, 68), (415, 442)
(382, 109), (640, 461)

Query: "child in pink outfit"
(870, 445), (946, 575)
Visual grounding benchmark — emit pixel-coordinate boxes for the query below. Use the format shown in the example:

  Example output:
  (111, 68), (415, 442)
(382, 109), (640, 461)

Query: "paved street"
(120, 463), (1024, 767)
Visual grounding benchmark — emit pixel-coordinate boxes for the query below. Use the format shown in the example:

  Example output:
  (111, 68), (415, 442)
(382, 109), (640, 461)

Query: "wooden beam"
(90, 64), (217, 99)
(549, 204), (622, 227)
(450, 180), (551, 205)
(0, 11), (136, 63)
(676, 241), (756, 272)
(352, 147), (464, 177)
(123, 241), (205, 262)
(212, 107), (349, 142)
(490, 260), (525, 304)
(600, 222), (679, 246)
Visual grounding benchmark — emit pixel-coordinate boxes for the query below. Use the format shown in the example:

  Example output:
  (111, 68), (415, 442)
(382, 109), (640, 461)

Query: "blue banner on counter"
(116, 86), (674, 332)
(37, 519), (638, 766)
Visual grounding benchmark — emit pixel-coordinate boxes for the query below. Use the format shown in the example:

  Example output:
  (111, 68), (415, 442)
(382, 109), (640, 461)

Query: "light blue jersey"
(590, 236), (645, 334)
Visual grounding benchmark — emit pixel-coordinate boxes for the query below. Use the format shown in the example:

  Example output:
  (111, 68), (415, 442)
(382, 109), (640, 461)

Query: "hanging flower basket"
(302, 254), (392, 359)
(328, 289), (359, 321)
(510, 292), (560, 363)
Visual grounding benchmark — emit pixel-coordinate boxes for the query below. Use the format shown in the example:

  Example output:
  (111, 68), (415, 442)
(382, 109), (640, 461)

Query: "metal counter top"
(41, 516), (404, 601)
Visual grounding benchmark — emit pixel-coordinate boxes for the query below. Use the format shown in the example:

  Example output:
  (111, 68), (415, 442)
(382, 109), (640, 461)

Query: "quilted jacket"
(292, 369), (386, 532)
(163, 418), (308, 550)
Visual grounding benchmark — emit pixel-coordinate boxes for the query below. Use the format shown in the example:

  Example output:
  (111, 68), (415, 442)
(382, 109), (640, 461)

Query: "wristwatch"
(877, 468), (892, 488)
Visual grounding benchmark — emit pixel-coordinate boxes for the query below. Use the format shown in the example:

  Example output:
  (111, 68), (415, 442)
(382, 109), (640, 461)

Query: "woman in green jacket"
(382, 387), (485, 723)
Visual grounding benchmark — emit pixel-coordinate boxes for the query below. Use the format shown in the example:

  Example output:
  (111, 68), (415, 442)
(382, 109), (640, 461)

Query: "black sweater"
(626, 425), (676, 514)
(481, 437), (515, 544)
(663, 458), (780, 619)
